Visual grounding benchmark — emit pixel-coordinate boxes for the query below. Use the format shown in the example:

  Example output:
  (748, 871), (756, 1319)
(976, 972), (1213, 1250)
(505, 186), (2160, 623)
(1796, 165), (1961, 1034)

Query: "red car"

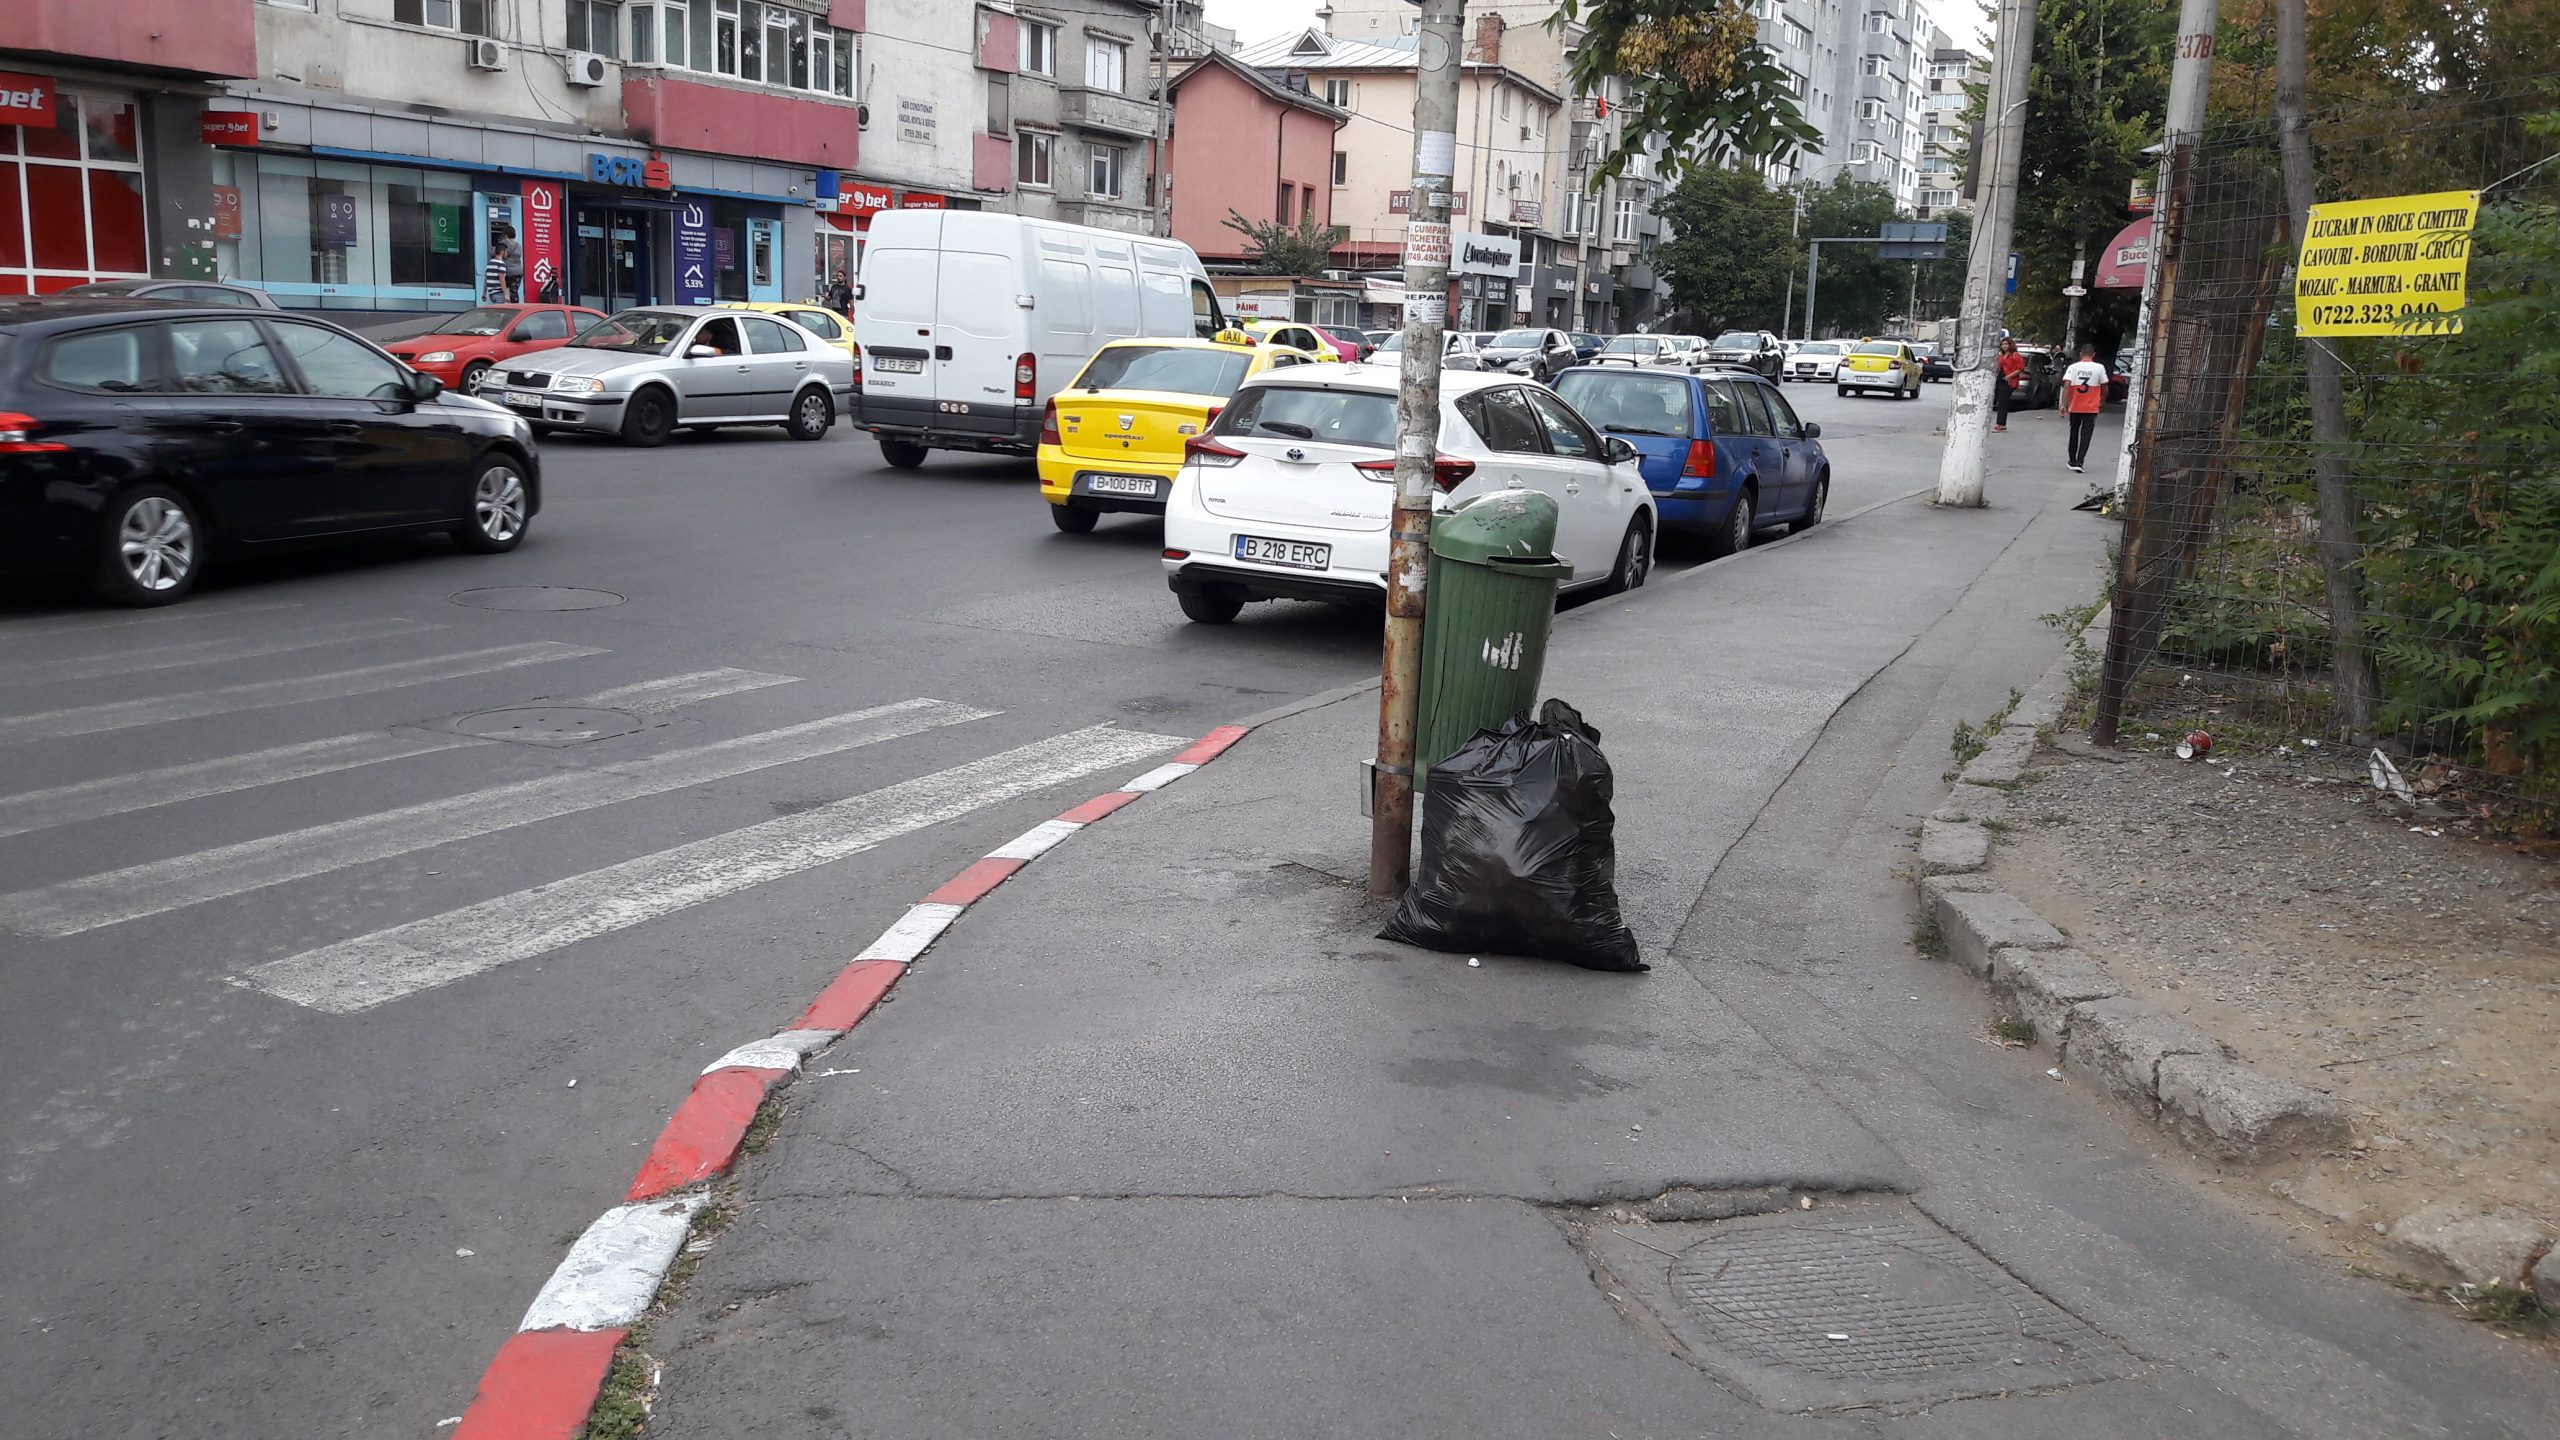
(382, 303), (605, 393)
(1315, 325), (1373, 363)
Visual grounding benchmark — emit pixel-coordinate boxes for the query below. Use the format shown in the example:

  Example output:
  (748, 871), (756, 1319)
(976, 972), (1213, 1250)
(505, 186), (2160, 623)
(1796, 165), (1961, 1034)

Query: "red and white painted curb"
(449, 723), (1253, 1438)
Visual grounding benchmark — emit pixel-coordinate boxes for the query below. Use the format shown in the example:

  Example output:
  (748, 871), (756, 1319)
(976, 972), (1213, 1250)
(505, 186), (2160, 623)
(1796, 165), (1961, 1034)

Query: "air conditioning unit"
(466, 38), (508, 72)
(565, 51), (610, 87)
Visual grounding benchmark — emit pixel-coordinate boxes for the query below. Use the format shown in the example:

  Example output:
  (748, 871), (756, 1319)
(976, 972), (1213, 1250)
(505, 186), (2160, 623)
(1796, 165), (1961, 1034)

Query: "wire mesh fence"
(2093, 77), (2560, 830)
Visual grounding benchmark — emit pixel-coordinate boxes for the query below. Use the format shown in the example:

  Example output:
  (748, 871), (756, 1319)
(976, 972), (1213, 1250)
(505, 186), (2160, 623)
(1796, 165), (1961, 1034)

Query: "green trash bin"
(1414, 489), (1572, 789)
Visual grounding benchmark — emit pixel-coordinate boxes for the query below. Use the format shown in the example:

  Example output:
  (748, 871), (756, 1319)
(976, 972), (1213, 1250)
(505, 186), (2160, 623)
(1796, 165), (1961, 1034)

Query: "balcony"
(1059, 85), (1159, 140)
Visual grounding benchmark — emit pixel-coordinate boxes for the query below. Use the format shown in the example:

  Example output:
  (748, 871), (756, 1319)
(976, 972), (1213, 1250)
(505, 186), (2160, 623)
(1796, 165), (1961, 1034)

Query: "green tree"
(1791, 174), (1904, 336)
(1220, 211), (1349, 277)
(1552, 0), (1820, 182)
(1654, 165), (1796, 331)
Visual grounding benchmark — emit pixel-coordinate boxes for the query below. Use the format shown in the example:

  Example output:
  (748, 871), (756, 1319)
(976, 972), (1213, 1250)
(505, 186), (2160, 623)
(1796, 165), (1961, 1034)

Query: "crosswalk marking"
(0, 641), (606, 744)
(573, 668), (800, 715)
(0, 729), (485, 841)
(2, 698), (997, 938)
(236, 724), (1182, 1014)
(0, 598), (306, 639)
(0, 617), (447, 687)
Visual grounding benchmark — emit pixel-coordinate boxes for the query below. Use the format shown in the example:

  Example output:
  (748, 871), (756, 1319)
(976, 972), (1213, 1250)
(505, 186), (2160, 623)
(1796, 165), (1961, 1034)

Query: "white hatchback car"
(1160, 366), (1657, 623)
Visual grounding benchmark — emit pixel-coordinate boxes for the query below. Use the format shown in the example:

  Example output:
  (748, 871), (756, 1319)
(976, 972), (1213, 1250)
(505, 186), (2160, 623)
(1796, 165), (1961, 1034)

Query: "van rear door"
(854, 213), (940, 414)
(933, 247), (1019, 414)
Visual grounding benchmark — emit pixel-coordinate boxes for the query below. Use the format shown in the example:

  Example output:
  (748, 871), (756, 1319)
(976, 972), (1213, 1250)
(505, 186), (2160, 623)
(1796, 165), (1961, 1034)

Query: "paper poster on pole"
(2295, 189), (2478, 337)
(1416, 130), (1457, 178)
(1406, 220), (1451, 270)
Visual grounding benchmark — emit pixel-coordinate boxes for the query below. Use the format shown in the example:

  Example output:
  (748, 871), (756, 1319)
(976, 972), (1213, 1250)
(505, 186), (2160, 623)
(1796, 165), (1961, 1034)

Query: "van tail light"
(1681, 440), (1717, 479)
(0, 412), (65, 454)
(1352, 455), (1476, 493)
(848, 347), (864, 391)
(1037, 400), (1061, 447)
(1014, 352), (1036, 401)
(1184, 433), (1247, 468)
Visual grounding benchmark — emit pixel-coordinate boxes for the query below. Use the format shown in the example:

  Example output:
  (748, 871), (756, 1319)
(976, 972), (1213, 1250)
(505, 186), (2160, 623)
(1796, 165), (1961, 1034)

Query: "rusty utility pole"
(1370, 0), (1468, 899)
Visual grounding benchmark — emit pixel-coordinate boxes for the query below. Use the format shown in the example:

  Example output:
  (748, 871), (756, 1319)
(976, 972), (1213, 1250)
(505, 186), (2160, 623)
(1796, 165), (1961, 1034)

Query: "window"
(1866, 11), (1891, 34)
(1016, 130), (1053, 188)
(511, 310), (572, 342)
(786, 308), (843, 340)
(1455, 387), (1547, 455)
(1862, 55), (1888, 76)
(568, 0), (622, 56)
(1715, 380), (1773, 438)
(1497, 86), (1513, 120)
(1612, 193), (1638, 243)
(162, 319), (290, 395)
(736, 315), (800, 353)
(1920, 188), (1958, 208)
(274, 323), (410, 400)
(682, 0), (849, 95)
(1783, 18), (1810, 49)
(40, 327), (154, 392)
(1323, 78), (1350, 107)
(1857, 99), (1884, 121)
(1524, 390), (1598, 459)
(1020, 20), (1057, 75)
(1085, 37), (1126, 92)
(1331, 150), (1347, 186)
(394, 0), (492, 34)
(1761, 384), (1804, 439)
(1778, 66), (1805, 98)
(386, 180), (474, 288)
(1851, 141), (1880, 164)
(1089, 143), (1124, 200)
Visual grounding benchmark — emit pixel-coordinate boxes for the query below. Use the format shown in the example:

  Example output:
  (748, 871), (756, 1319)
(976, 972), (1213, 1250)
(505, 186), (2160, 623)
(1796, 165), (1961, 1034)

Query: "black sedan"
(0, 299), (539, 606)
(1918, 345), (1955, 382)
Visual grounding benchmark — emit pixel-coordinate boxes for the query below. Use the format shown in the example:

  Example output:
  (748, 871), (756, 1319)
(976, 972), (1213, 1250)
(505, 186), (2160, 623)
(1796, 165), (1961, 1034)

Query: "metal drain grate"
(450, 706), (641, 747)
(449, 586), (626, 611)
(1577, 1200), (2138, 1411)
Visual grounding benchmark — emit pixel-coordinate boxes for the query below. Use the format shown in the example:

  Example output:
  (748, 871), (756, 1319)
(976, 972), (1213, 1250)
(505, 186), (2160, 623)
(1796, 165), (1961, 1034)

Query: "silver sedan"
(486, 307), (855, 446)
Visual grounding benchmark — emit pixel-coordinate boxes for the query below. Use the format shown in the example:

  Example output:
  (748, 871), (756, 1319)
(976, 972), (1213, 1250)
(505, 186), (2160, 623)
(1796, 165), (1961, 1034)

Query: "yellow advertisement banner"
(2294, 189), (2479, 337)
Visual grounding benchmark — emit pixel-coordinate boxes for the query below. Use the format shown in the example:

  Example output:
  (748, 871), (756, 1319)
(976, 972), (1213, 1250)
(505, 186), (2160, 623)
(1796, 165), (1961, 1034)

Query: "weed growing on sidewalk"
(1913, 909), (1947, 962)
(584, 1347), (658, 1440)
(1951, 687), (2026, 769)
(1988, 1014), (2038, 1047)
(2450, 1282), (2551, 1335)
(2040, 598), (2106, 730)
(740, 1096), (789, 1158)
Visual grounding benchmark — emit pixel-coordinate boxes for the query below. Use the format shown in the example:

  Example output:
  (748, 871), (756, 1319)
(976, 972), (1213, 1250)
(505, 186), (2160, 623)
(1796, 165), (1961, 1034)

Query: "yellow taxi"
(1038, 336), (1324, 533)
(1836, 338), (1923, 400)
(721, 300), (858, 360)
(1239, 317), (1346, 361)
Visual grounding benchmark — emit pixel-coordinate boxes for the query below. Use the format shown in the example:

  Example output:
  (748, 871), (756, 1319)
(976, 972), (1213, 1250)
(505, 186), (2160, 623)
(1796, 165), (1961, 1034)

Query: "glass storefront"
(0, 89), (148, 295)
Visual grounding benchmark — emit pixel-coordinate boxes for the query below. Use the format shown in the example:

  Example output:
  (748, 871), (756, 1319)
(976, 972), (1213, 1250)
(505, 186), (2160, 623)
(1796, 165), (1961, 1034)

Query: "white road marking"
(1119, 761), (1199, 793)
(0, 598), (306, 639)
(985, 818), (1083, 862)
(0, 729), (485, 840)
(518, 1196), (704, 1333)
(237, 724), (1181, 1014)
(856, 903), (966, 964)
(4, 698), (995, 937)
(701, 1028), (837, 1075)
(0, 641), (605, 744)
(573, 668), (800, 716)
(0, 616), (447, 687)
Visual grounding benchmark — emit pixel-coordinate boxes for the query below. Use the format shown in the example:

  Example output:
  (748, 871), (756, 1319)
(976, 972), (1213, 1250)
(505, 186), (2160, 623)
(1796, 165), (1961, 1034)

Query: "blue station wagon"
(1550, 366), (1829, 556)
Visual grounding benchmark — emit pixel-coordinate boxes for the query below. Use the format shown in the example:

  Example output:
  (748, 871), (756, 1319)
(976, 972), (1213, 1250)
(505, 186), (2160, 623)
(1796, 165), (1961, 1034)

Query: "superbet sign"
(0, 72), (55, 128)
(842, 182), (894, 218)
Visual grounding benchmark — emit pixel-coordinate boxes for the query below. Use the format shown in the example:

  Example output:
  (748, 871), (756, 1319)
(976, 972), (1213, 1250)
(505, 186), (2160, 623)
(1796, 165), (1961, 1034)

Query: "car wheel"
(1706, 485), (1754, 560)
(1836, 385), (1850, 399)
(92, 484), (201, 607)
(1049, 503), (1100, 534)
(785, 388), (833, 441)
(878, 436), (930, 469)
(453, 455), (531, 554)
(1178, 587), (1245, 624)
(1601, 515), (1652, 595)
(620, 386), (676, 447)
(460, 360), (492, 394)
(1792, 474), (1829, 534)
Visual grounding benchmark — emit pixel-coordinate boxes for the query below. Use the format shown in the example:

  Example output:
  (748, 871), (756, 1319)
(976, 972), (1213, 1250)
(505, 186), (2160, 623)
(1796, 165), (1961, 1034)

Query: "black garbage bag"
(1381, 698), (1645, 972)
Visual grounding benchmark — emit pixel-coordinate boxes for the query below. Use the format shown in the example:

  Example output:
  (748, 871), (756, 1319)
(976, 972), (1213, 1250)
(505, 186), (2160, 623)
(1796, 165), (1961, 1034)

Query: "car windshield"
(1074, 345), (1251, 398)
(1710, 332), (1759, 348)
(1600, 336), (1658, 354)
(1212, 384), (1399, 449)
(1852, 342), (1903, 356)
(1552, 371), (1693, 438)
(573, 311), (692, 355)
(1801, 342), (1844, 355)
(1490, 329), (1545, 347)
(435, 307), (519, 338)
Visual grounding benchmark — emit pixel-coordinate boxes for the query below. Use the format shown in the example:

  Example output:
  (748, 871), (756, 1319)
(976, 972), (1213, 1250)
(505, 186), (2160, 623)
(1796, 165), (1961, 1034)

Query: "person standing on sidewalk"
(2060, 344), (2108, 472)
(1992, 339), (2025, 431)
(482, 240), (515, 304)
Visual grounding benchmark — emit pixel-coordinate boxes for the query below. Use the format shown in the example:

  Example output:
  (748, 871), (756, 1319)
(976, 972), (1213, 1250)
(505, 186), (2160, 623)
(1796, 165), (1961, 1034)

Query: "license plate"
(503, 392), (544, 411)
(872, 356), (923, 374)
(1234, 535), (1331, 570)
(1086, 474), (1160, 497)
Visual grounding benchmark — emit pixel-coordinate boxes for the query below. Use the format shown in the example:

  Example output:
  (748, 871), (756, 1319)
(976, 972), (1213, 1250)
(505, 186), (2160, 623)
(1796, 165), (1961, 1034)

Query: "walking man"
(1991, 338), (2025, 431)
(823, 268), (853, 318)
(2060, 344), (2108, 473)
(482, 239), (515, 304)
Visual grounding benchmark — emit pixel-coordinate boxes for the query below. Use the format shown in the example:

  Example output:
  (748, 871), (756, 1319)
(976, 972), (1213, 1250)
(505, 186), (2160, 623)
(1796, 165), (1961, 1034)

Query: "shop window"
(1017, 131), (1053, 189)
(567, 1), (623, 58)
(1085, 38), (1126, 93)
(394, 0), (494, 35)
(388, 184), (474, 288)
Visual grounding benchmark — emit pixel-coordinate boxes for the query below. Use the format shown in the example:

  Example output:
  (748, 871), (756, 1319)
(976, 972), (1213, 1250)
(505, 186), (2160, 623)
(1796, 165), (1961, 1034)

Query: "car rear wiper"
(1254, 420), (1314, 439)
(1604, 424), (1680, 438)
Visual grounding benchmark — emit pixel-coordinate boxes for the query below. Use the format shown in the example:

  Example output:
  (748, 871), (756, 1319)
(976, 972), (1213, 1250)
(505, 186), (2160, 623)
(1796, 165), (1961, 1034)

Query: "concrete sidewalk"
(637, 450), (2558, 1437)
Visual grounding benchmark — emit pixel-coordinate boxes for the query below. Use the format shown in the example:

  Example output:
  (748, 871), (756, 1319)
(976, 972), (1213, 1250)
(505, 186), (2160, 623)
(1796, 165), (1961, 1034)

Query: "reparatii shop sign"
(2295, 188), (2479, 338)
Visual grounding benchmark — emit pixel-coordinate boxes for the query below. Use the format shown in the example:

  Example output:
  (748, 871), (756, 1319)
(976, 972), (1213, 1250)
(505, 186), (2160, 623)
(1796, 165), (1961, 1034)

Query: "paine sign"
(2295, 189), (2478, 337)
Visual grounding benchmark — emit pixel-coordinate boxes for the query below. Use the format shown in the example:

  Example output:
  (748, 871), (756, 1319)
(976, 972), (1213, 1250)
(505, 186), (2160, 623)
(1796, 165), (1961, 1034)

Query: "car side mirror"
(407, 370), (444, 401)
(687, 344), (721, 359)
(1602, 436), (1639, 465)
(1802, 421), (1822, 439)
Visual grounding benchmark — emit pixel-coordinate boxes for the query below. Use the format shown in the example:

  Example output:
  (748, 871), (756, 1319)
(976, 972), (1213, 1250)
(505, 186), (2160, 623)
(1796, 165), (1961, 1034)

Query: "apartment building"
(1914, 45), (1982, 220)
(1753, 0), (1937, 211)
(977, 0), (1167, 237)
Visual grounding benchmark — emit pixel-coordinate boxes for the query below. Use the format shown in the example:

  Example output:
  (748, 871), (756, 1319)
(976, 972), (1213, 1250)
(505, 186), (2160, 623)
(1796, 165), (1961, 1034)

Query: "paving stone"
(2060, 998), (2227, 1117)
(2156, 1053), (2352, 1163)
(1929, 782), (2011, 826)
(1933, 887), (2067, 978)
(1960, 727), (2038, 785)
(2533, 1246), (2560, 1309)
(1919, 819), (1990, 876)
(1988, 946), (2120, 1050)
(2385, 1201), (2553, 1288)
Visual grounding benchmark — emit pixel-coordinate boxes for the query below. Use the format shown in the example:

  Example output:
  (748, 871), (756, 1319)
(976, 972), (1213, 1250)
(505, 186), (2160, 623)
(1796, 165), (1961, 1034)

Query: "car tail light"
(1038, 400), (1061, 447)
(1681, 440), (1716, 478)
(1014, 352), (1036, 401)
(1162, 548), (1190, 560)
(1203, 405), (1222, 429)
(848, 347), (863, 391)
(1184, 433), (1246, 468)
(0, 412), (65, 453)
(1352, 455), (1475, 492)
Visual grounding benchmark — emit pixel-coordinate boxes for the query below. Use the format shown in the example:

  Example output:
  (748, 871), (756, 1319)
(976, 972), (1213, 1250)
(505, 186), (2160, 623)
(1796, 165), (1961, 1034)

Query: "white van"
(852, 211), (1230, 468)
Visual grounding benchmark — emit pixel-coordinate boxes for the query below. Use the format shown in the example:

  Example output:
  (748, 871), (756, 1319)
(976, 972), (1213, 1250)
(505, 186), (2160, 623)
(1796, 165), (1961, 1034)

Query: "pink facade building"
(1166, 51), (1346, 268)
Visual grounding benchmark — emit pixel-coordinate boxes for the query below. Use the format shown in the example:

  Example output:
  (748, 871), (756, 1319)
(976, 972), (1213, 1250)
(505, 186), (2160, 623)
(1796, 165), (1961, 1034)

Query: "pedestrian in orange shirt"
(1992, 338), (2025, 431)
(2060, 344), (2109, 471)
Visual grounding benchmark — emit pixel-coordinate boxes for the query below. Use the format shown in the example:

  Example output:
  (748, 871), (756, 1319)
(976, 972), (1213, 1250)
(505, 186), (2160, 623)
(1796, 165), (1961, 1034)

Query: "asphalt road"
(0, 376), (1960, 1437)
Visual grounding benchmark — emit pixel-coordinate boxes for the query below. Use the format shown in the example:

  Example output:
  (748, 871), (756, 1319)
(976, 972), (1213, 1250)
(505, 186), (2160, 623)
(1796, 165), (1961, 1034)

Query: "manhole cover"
(452, 706), (641, 747)
(1577, 1200), (2137, 1411)
(449, 586), (626, 611)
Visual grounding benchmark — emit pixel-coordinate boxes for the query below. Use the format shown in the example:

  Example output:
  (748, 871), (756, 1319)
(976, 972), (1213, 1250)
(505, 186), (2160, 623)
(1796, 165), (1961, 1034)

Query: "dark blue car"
(1551, 365), (1828, 557)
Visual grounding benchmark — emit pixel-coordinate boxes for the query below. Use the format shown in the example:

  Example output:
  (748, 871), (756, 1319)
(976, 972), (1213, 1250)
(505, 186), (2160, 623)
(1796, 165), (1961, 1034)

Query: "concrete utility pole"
(2110, 0), (2219, 503)
(1369, 0), (1467, 899)
(1149, 6), (1174, 239)
(2061, 233), (2087, 355)
(1934, 0), (2037, 508)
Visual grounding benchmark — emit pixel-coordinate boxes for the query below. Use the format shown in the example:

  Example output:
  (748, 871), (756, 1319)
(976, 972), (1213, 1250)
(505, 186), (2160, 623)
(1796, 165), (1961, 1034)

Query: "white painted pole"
(1934, 0), (2038, 508)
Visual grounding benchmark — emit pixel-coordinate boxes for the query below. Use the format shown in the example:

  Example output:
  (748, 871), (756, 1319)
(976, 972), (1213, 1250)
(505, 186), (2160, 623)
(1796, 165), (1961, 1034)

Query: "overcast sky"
(1200, 1), (1988, 53)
